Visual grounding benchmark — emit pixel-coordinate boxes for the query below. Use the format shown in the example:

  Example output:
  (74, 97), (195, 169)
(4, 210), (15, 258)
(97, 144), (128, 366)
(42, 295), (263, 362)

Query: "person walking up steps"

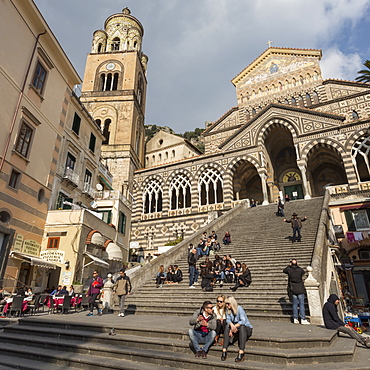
(284, 213), (307, 241)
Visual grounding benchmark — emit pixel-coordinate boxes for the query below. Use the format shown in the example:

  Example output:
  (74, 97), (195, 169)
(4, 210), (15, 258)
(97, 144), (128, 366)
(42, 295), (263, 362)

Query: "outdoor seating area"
(1, 293), (84, 318)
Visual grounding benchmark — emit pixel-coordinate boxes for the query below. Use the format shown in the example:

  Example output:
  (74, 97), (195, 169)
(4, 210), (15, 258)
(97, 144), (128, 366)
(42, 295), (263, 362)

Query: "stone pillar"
(304, 266), (323, 325)
(342, 153), (359, 191)
(298, 164), (311, 200)
(258, 171), (269, 205)
(222, 172), (234, 208)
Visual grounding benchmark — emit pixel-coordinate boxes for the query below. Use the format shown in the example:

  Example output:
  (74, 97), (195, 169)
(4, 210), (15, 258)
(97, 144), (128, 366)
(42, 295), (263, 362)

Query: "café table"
(3, 298), (28, 315)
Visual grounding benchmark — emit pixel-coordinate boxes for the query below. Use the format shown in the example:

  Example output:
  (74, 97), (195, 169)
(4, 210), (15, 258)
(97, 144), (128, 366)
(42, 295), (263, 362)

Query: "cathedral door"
(284, 184), (303, 200)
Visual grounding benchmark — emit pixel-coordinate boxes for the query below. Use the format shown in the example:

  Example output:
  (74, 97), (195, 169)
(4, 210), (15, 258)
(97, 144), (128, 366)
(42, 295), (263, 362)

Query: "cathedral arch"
(111, 37), (120, 51)
(257, 118), (299, 147)
(142, 178), (163, 214)
(93, 60), (124, 92)
(351, 133), (370, 182)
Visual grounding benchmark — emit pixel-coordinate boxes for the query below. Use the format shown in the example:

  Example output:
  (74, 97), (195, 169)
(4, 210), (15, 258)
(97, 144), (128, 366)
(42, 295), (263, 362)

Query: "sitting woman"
(68, 285), (74, 296)
(234, 262), (242, 283)
(166, 265), (178, 284)
(231, 263), (252, 291)
(222, 296), (253, 363)
(24, 287), (34, 301)
(173, 265), (183, 283)
(214, 294), (226, 346)
(224, 260), (235, 284)
(201, 262), (215, 292)
(155, 265), (167, 288)
(222, 231), (231, 245)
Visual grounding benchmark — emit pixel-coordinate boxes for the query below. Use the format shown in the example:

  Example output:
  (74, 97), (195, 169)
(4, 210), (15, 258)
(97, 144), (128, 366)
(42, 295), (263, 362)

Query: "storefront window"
(352, 210), (370, 230)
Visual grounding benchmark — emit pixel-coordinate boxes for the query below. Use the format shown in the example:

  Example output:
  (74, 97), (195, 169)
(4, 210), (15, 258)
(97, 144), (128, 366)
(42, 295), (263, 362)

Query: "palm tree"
(355, 60), (370, 83)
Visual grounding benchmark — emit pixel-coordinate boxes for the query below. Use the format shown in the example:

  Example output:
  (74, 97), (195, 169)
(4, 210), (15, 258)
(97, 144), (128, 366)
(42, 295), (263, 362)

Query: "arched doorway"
(232, 160), (263, 203)
(306, 144), (348, 196)
(263, 124), (303, 200)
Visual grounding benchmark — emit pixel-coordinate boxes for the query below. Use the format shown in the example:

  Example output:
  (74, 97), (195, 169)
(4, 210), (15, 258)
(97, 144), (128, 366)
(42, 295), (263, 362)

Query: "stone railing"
(128, 201), (250, 292)
(325, 184), (349, 195)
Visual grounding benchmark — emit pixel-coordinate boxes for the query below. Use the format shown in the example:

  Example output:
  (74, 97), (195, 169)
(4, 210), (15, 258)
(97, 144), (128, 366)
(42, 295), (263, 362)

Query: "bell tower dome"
(80, 7), (148, 197)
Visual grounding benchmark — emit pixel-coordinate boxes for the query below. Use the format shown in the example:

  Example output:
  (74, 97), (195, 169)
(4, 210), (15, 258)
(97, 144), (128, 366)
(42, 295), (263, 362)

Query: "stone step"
(0, 355), (77, 370)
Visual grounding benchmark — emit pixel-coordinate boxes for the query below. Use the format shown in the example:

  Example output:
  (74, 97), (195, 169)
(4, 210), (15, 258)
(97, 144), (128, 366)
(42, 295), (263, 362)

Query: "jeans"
(88, 293), (99, 313)
(292, 227), (301, 239)
(223, 324), (252, 352)
(118, 294), (126, 314)
(292, 294), (305, 320)
(337, 326), (366, 345)
(188, 329), (216, 352)
(189, 265), (196, 286)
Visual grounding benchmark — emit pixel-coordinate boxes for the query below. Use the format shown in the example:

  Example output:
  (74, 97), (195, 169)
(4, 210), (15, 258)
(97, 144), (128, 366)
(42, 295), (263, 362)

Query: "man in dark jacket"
(189, 300), (217, 358)
(283, 259), (310, 325)
(323, 294), (370, 347)
(86, 270), (104, 316)
(284, 213), (307, 241)
(188, 247), (199, 289)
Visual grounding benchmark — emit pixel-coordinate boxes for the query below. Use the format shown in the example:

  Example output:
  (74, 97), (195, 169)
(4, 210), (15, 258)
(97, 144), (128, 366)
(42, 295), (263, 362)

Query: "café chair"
(57, 295), (72, 314)
(28, 294), (41, 315)
(8, 296), (24, 317)
(80, 295), (90, 311)
(38, 294), (49, 313)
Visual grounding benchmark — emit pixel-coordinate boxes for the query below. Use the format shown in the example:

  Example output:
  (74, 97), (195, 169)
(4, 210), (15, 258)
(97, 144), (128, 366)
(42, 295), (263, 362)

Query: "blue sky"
(34, 0), (370, 133)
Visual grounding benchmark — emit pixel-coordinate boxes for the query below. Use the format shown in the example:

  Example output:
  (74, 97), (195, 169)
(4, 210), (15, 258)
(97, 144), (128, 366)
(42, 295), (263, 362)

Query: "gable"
(146, 130), (184, 153)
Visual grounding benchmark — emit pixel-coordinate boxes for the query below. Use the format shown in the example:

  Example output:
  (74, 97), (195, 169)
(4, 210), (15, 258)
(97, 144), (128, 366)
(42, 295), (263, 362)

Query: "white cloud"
(321, 48), (363, 80)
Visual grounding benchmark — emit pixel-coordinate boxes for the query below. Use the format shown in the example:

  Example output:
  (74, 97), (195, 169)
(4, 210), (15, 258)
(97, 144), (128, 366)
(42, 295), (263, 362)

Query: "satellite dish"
(96, 183), (103, 191)
(90, 201), (98, 209)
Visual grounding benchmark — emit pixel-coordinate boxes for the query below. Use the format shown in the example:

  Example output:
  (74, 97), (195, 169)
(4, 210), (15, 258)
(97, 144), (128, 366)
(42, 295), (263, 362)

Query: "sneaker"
(117, 313), (124, 317)
(189, 285), (195, 289)
(201, 350), (207, 358)
(301, 319), (310, 325)
(195, 351), (202, 358)
(98, 310), (102, 316)
(193, 282), (200, 285)
(293, 319), (299, 324)
(86, 312), (94, 316)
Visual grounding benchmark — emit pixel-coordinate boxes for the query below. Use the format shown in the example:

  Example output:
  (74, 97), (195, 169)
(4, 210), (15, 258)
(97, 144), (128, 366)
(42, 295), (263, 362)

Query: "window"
(199, 168), (223, 205)
(15, 122), (33, 157)
(84, 169), (92, 184)
(47, 237), (60, 249)
(100, 72), (119, 91)
(32, 61), (47, 93)
(103, 119), (111, 144)
(97, 210), (112, 224)
(89, 133), (96, 153)
(8, 169), (21, 189)
(65, 152), (76, 170)
(97, 43), (102, 52)
(118, 211), (126, 234)
(170, 174), (191, 210)
(111, 37), (120, 51)
(345, 209), (370, 231)
(56, 192), (73, 210)
(72, 113), (81, 135)
(352, 111), (359, 120)
(143, 179), (163, 214)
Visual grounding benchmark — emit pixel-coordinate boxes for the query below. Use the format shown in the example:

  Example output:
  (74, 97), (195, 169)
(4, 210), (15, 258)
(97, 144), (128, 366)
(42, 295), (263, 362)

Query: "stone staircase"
(0, 314), (368, 369)
(124, 197), (324, 321)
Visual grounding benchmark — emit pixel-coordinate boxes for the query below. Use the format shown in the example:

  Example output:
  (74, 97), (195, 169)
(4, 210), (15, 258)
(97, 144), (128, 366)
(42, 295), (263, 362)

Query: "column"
(222, 172), (234, 208)
(304, 266), (323, 325)
(298, 164), (311, 199)
(258, 171), (269, 205)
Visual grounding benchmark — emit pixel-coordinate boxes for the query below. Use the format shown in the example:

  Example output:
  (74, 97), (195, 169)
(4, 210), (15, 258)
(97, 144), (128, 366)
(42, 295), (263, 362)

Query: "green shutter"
(344, 210), (356, 231)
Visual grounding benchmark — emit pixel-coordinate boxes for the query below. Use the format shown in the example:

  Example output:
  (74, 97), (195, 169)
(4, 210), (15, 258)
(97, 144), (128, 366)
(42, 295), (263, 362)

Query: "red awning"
(339, 203), (370, 212)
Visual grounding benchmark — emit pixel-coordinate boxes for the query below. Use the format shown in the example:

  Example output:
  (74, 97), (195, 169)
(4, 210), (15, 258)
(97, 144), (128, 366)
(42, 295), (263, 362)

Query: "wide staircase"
(124, 197), (324, 321)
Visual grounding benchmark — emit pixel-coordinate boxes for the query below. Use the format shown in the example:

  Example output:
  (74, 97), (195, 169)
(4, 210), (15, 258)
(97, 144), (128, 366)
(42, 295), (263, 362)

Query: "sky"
(33, 0), (370, 133)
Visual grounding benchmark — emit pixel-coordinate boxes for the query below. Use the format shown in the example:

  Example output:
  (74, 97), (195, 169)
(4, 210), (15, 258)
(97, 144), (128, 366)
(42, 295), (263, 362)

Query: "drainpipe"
(0, 30), (46, 172)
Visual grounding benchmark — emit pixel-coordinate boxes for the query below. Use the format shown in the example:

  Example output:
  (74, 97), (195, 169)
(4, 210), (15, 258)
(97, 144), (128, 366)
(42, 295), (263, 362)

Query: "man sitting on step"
(323, 294), (370, 348)
(189, 300), (217, 359)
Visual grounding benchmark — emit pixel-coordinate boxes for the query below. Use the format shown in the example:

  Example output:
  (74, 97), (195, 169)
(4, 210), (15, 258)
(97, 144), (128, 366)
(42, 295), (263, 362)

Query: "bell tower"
(80, 7), (148, 197)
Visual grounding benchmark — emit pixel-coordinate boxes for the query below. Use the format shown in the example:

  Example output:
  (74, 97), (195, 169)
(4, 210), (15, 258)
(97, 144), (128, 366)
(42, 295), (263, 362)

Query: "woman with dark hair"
(231, 263), (252, 291)
(166, 265), (177, 284)
(155, 265), (167, 288)
(224, 260), (235, 284)
(222, 231), (231, 245)
(221, 296), (253, 363)
(201, 262), (214, 292)
(173, 265), (183, 283)
(213, 294), (226, 346)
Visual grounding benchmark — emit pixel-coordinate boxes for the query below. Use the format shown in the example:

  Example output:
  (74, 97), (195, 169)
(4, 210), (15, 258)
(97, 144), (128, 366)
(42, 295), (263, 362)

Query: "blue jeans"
(188, 329), (216, 352)
(292, 227), (301, 239)
(189, 265), (196, 286)
(292, 294), (305, 320)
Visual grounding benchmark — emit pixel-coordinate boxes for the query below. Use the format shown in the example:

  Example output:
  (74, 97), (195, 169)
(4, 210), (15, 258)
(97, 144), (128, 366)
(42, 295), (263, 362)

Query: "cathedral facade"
(131, 48), (370, 252)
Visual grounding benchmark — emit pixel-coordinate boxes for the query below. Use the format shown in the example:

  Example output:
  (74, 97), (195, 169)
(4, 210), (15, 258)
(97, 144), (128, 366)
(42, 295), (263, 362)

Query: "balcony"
(82, 182), (94, 198)
(95, 190), (132, 210)
(62, 168), (79, 187)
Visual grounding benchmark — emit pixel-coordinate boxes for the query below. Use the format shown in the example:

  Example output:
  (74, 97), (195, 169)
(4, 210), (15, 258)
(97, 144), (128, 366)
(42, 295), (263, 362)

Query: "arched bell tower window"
(306, 93), (312, 106)
(352, 135), (370, 182)
(198, 168), (223, 206)
(170, 174), (191, 210)
(97, 43), (103, 53)
(352, 111), (359, 120)
(111, 37), (120, 51)
(143, 179), (163, 214)
(137, 75), (144, 106)
(100, 72), (119, 91)
(103, 119), (111, 144)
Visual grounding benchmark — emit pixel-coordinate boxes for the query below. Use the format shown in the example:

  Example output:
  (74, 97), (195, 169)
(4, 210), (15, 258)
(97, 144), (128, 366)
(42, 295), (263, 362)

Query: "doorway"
(284, 184), (304, 200)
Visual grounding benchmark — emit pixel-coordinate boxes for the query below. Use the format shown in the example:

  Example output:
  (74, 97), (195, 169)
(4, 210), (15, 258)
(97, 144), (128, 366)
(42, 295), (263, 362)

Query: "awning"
(99, 175), (114, 190)
(340, 203), (370, 212)
(84, 252), (109, 268)
(10, 251), (56, 269)
(106, 242), (123, 261)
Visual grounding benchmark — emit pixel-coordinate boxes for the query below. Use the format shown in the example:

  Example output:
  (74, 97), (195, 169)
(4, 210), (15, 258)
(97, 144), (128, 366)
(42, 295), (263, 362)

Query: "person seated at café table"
(24, 287), (34, 301)
(50, 285), (62, 295)
(17, 287), (26, 296)
(68, 285), (74, 296)
(59, 286), (69, 295)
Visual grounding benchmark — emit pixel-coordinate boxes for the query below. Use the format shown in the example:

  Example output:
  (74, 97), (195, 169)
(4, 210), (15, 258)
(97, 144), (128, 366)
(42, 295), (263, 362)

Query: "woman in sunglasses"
(213, 294), (226, 346)
(221, 296), (253, 363)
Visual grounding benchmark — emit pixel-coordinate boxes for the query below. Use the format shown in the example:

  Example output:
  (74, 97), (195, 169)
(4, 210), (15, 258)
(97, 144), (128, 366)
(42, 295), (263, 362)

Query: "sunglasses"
(225, 302), (230, 305)
(217, 300), (224, 303)
(205, 306), (213, 309)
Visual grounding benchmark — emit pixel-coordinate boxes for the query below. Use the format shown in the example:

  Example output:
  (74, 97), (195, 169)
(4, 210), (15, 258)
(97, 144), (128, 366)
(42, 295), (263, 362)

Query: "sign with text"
(40, 250), (65, 264)
(13, 234), (23, 252)
(22, 239), (40, 257)
(61, 271), (72, 285)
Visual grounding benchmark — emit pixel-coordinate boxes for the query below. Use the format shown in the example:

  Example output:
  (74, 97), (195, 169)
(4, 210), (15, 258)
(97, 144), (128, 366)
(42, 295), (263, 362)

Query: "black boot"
(230, 283), (240, 291)
(235, 352), (245, 362)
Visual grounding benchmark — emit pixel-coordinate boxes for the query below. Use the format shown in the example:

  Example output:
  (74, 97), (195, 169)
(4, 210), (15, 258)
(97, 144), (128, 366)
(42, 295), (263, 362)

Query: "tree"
(355, 60), (370, 83)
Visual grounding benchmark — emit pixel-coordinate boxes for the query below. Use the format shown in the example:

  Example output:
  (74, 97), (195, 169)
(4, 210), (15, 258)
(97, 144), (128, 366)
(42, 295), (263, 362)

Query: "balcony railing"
(62, 168), (79, 186)
(82, 182), (94, 198)
(95, 190), (132, 209)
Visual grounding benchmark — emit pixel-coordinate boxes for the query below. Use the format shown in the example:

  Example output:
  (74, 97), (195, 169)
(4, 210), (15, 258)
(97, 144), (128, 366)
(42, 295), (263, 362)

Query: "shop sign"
(22, 239), (40, 257)
(13, 234), (23, 252)
(40, 250), (65, 264)
(61, 271), (72, 285)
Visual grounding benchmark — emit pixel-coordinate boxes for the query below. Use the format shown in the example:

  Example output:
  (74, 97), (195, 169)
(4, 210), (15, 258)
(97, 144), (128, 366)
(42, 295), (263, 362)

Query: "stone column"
(222, 172), (234, 208)
(258, 171), (269, 205)
(298, 164), (311, 200)
(304, 266), (323, 325)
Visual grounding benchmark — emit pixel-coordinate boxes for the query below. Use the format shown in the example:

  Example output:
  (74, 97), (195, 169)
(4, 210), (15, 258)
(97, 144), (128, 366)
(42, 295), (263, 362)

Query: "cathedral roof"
(202, 107), (239, 136)
(231, 47), (322, 87)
